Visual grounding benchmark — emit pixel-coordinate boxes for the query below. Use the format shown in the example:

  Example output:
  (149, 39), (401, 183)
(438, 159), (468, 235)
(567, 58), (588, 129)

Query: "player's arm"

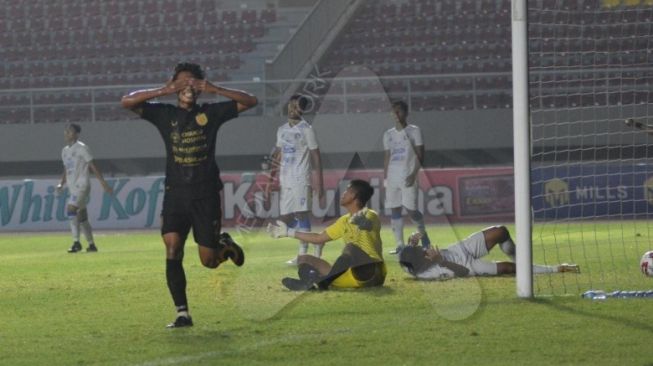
(56, 171), (66, 193)
(120, 78), (190, 110)
(309, 148), (324, 199)
(406, 143), (424, 187)
(383, 149), (390, 184)
(267, 220), (331, 245)
(293, 231), (330, 245)
(424, 246), (469, 277)
(88, 161), (113, 195)
(625, 118), (653, 136)
(265, 147), (281, 200)
(193, 80), (258, 113)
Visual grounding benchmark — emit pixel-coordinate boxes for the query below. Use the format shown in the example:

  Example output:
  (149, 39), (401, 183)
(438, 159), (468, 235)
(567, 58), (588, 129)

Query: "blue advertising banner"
(532, 163), (653, 219)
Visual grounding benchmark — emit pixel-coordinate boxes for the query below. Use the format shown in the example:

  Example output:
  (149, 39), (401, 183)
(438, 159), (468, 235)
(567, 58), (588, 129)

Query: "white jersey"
(410, 232), (496, 280)
(276, 119), (319, 187)
(383, 125), (423, 186)
(62, 140), (93, 192)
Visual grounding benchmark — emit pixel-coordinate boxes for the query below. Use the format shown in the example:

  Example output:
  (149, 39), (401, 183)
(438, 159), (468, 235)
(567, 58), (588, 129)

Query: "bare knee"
(483, 225), (510, 245)
(163, 234), (185, 260)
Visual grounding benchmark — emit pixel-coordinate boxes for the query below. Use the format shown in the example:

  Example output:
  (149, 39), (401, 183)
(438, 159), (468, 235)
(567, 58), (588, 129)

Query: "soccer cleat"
(67, 241), (82, 253)
(281, 277), (315, 291)
(559, 263), (581, 273)
(286, 257), (298, 266)
(86, 244), (98, 252)
(166, 315), (193, 328)
(388, 245), (405, 255)
(218, 232), (245, 266)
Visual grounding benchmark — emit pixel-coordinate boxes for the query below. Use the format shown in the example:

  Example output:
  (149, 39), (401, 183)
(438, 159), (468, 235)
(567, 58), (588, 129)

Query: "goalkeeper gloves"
(266, 220), (296, 239)
(349, 208), (372, 231)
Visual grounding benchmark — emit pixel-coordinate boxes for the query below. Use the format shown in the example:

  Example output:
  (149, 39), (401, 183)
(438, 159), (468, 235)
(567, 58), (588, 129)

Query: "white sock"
(80, 220), (95, 245)
(533, 265), (557, 274)
(177, 310), (190, 318)
(391, 218), (405, 247)
(500, 239), (516, 261)
(313, 244), (323, 258)
(298, 242), (309, 255)
(69, 215), (80, 242)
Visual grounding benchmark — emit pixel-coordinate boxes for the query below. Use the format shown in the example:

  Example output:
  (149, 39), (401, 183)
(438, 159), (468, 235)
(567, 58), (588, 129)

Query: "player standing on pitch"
(266, 94), (325, 265)
(57, 123), (113, 253)
(121, 62), (258, 328)
(383, 100), (431, 254)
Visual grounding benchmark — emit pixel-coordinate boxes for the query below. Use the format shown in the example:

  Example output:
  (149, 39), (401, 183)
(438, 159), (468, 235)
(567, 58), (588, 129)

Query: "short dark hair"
(349, 179), (374, 207)
(66, 123), (81, 134)
(392, 100), (409, 114)
(399, 246), (427, 275)
(289, 94), (308, 112)
(173, 62), (205, 81)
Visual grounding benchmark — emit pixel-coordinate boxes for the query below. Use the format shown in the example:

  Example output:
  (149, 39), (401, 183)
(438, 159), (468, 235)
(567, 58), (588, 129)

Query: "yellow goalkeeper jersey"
(324, 209), (384, 262)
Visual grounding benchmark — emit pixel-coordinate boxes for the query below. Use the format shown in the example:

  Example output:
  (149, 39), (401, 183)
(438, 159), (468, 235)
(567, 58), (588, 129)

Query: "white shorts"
(67, 185), (90, 210)
(385, 183), (418, 210)
(280, 185), (312, 215)
(448, 232), (497, 276)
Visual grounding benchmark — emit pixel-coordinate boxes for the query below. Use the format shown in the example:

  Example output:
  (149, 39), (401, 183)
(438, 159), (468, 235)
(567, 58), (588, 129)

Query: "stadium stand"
(0, 0), (308, 123)
(1, 0), (652, 123)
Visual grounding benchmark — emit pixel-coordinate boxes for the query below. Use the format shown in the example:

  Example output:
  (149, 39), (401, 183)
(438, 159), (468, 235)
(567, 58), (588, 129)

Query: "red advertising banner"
(221, 167), (515, 228)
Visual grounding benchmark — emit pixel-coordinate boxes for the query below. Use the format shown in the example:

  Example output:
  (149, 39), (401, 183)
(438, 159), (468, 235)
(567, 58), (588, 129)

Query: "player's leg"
(497, 261), (580, 275)
(495, 262), (516, 275)
(77, 208), (98, 252)
(163, 230), (193, 328)
(66, 200), (82, 253)
(403, 184), (431, 248)
(316, 244), (376, 289)
(279, 185), (305, 265)
(386, 186), (405, 254)
(281, 254), (331, 291)
(194, 195), (244, 268)
(295, 210), (321, 258)
(297, 254), (331, 276)
(74, 186), (97, 252)
(481, 225), (515, 261)
(160, 194), (194, 328)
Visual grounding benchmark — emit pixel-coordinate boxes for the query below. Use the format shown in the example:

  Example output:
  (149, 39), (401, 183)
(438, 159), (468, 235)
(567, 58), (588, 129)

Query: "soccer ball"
(640, 251), (653, 277)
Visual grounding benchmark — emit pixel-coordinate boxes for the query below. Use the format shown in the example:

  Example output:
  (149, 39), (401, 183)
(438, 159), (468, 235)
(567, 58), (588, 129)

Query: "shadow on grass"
(265, 285), (395, 321)
(529, 297), (653, 334)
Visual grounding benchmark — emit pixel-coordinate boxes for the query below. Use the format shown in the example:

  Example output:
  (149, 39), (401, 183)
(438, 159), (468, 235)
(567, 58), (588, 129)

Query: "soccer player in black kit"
(121, 63), (258, 328)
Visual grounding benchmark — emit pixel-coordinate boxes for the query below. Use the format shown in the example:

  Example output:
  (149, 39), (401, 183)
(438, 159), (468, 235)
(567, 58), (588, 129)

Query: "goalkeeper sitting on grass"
(399, 226), (580, 280)
(267, 179), (386, 291)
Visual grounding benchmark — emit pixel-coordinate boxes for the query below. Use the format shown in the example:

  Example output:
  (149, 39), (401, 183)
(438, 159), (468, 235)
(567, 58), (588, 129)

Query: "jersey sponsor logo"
(195, 113), (208, 126)
(282, 146), (296, 153)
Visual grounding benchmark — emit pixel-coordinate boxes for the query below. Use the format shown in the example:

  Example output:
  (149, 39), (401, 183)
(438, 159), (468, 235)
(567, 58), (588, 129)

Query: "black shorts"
(161, 192), (221, 248)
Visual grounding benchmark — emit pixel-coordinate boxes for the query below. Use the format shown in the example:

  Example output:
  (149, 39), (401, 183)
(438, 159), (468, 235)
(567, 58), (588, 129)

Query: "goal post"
(522, 0), (653, 296)
(512, 0), (534, 298)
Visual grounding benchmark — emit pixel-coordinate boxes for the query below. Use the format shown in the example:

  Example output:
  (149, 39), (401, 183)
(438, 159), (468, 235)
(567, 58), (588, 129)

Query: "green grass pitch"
(1, 224), (651, 365)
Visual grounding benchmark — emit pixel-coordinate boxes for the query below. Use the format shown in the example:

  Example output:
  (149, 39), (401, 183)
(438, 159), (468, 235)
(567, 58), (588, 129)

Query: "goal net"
(527, 0), (653, 295)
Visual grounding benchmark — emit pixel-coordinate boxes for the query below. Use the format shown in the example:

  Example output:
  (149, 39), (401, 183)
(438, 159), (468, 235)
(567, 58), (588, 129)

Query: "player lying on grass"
(267, 179), (386, 291)
(399, 226), (580, 280)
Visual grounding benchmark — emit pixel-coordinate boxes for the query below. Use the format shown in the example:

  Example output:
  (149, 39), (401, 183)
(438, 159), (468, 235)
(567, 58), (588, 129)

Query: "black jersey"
(136, 100), (238, 197)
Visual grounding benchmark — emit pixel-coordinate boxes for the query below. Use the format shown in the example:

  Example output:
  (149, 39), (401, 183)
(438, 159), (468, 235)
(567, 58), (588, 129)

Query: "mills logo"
(544, 178), (569, 208)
